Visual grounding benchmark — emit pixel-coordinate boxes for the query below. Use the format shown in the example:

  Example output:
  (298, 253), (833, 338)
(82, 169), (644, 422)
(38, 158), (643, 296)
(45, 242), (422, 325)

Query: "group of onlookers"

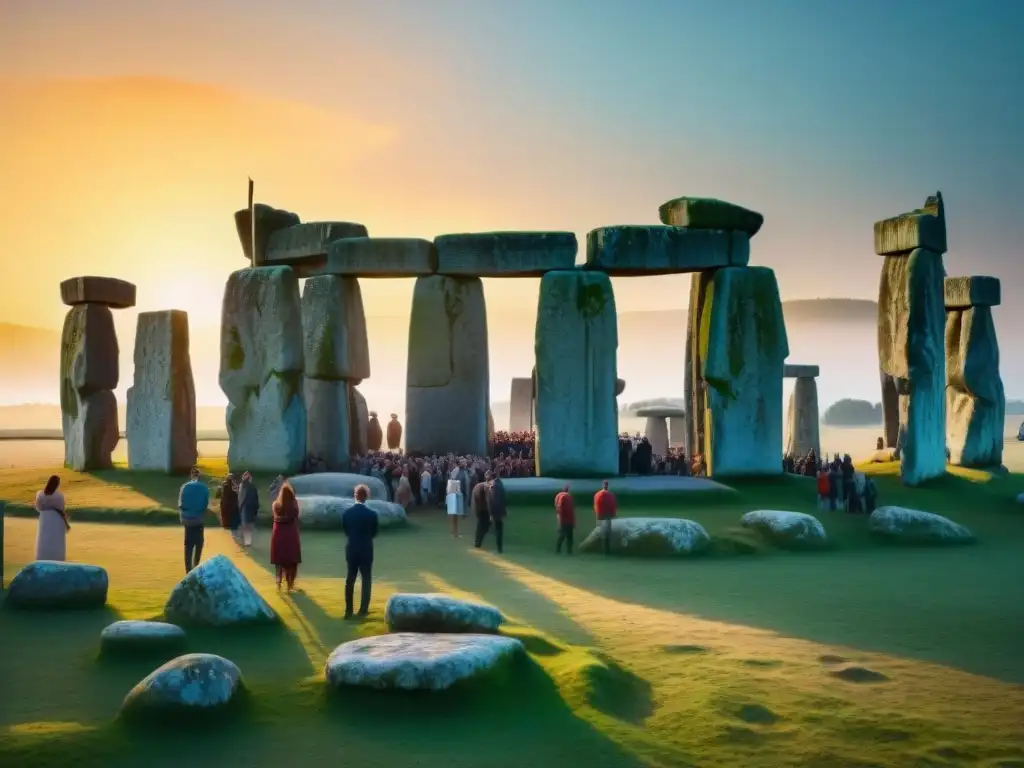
(783, 449), (879, 514)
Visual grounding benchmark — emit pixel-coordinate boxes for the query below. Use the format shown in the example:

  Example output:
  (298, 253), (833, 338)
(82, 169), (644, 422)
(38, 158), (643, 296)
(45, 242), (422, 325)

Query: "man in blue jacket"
(341, 484), (378, 618)
(178, 467), (210, 574)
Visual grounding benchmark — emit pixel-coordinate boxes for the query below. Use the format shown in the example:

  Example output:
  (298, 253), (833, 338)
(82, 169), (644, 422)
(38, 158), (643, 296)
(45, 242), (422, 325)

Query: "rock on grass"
(5, 561), (108, 610)
(385, 593), (504, 633)
(868, 506), (974, 545)
(121, 653), (244, 720)
(164, 555), (279, 626)
(579, 517), (710, 556)
(100, 620), (186, 657)
(740, 510), (828, 550)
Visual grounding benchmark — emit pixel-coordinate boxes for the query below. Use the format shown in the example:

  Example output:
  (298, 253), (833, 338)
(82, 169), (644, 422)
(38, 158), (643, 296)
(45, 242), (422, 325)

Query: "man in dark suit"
(341, 484), (378, 618)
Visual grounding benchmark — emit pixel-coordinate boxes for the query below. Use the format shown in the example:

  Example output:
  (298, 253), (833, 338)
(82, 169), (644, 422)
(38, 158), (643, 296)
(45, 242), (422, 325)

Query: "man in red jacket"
(593, 480), (617, 554)
(554, 483), (575, 554)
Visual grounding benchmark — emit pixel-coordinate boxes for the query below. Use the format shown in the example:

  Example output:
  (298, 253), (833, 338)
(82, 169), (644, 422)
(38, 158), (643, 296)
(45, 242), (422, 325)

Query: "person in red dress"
(270, 481), (302, 591)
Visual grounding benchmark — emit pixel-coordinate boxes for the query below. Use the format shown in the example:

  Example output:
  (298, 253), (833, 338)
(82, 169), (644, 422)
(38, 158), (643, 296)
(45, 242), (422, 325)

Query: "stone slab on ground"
(657, 197), (764, 236)
(580, 517), (711, 556)
(287, 472), (388, 500)
(385, 593), (504, 633)
(234, 203), (300, 264)
(301, 275), (370, 380)
(324, 633), (525, 691)
(126, 310), (197, 473)
(943, 276), (1001, 309)
(434, 231), (577, 276)
(305, 237), (438, 277)
(501, 475), (732, 494)
(100, 620), (186, 655)
(585, 226), (749, 275)
(264, 221), (369, 264)
(740, 510), (828, 549)
(290, 495), (408, 530)
(164, 555), (279, 626)
(121, 653), (243, 718)
(783, 364), (819, 378)
(868, 506), (974, 544)
(5, 561), (109, 609)
(60, 276), (137, 308)
(874, 192), (946, 256)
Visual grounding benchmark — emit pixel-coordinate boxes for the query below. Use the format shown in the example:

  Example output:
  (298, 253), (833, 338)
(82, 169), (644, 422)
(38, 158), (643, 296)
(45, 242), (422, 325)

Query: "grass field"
(2, 459), (1024, 767)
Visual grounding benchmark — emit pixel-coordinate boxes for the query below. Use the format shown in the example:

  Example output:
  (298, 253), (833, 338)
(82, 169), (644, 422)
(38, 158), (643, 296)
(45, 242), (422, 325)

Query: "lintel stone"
(944, 276), (1001, 309)
(585, 226), (749, 275)
(298, 238), (438, 278)
(434, 232), (577, 276)
(60, 276), (136, 309)
(634, 406), (686, 418)
(874, 192), (946, 255)
(783, 363), (819, 378)
(658, 197), (764, 236)
(264, 222), (369, 264)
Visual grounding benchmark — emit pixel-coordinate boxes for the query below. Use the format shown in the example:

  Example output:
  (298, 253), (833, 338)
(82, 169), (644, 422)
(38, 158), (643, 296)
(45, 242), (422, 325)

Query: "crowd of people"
(783, 448), (879, 513)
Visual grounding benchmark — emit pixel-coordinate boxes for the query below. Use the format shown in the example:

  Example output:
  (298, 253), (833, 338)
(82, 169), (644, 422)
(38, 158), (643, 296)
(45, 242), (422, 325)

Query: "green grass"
(2, 461), (1024, 767)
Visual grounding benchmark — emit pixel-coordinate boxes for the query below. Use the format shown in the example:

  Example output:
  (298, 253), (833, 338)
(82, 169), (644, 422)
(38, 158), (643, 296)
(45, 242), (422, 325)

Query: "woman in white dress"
(35, 474), (70, 561)
(445, 473), (463, 537)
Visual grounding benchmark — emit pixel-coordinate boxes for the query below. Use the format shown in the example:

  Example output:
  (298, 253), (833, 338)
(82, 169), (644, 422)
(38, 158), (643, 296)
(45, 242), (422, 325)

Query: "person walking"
(34, 474), (69, 561)
(446, 471), (464, 537)
(341, 484), (378, 618)
(472, 472), (491, 548)
(593, 480), (617, 554)
(238, 471), (260, 547)
(554, 483), (575, 554)
(178, 467), (210, 574)
(219, 474), (241, 543)
(487, 473), (507, 554)
(270, 481), (302, 592)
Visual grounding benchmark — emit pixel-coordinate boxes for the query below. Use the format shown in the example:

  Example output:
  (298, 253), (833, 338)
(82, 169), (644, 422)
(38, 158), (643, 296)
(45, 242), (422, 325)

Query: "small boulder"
(295, 495), (408, 530)
(868, 506), (974, 545)
(100, 620), (186, 656)
(121, 653), (243, 719)
(579, 518), (710, 556)
(287, 472), (388, 500)
(164, 555), (278, 626)
(740, 510), (828, 550)
(325, 633), (524, 691)
(385, 593), (504, 633)
(5, 561), (108, 610)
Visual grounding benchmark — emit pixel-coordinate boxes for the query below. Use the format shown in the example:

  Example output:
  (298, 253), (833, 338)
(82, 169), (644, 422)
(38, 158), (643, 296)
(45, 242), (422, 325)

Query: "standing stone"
(349, 387), (369, 455)
(877, 193), (947, 485)
(684, 271), (714, 461)
(535, 271), (618, 477)
(304, 379), (351, 470)
(879, 370), (900, 448)
(668, 416), (686, 447)
(60, 302), (120, 470)
(220, 267), (305, 473)
(699, 267), (788, 477)
(126, 311), (197, 473)
(785, 377), (821, 458)
(636, 407), (685, 456)
(405, 276), (489, 456)
(509, 378), (534, 432)
(301, 275), (370, 382)
(945, 276), (1004, 468)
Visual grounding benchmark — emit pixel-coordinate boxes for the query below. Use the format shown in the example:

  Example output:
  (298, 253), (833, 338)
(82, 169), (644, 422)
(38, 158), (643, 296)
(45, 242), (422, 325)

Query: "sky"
(1, 0), (1022, 410)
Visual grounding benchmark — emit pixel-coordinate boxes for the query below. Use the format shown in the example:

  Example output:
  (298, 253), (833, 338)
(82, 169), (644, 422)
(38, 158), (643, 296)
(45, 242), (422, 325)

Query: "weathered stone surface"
(349, 387), (369, 455)
(878, 248), (947, 485)
(287, 472), (388, 500)
(741, 510), (827, 550)
(100, 620), (186, 655)
(509, 377), (533, 432)
(684, 271), (713, 459)
(943, 275), (1001, 309)
(643, 416), (669, 455)
(309, 237), (437, 277)
(434, 232), (577, 276)
(658, 197), (764, 236)
(60, 276), (137, 308)
(880, 370), (900, 448)
(535, 270), (618, 477)
(783, 364), (819, 378)
(405, 275), (489, 456)
(121, 654), (243, 718)
(874, 192), (946, 255)
(234, 203), (300, 264)
(580, 517), (710, 556)
(699, 267), (788, 477)
(668, 416), (686, 446)
(164, 555), (279, 627)
(945, 304), (1004, 467)
(301, 275), (370, 381)
(586, 226), (749, 275)
(385, 593), (504, 634)
(291, 495), (407, 530)
(635, 406), (686, 418)
(220, 267), (305, 473)
(785, 376), (821, 458)
(63, 390), (119, 472)
(264, 221), (368, 264)
(868, 506), (973, 545)
(6, 561), (108, 609)
(304, 379), (351, 471)
(325, 633), (524, 691)
(126, 310), (197, 473)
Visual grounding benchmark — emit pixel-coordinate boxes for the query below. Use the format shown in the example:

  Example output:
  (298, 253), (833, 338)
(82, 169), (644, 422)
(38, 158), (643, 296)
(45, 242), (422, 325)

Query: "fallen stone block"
(302, 275), (370, 381)
(943, 275), (1001, 309)
(783, 363), (819, 378)
(287, 472), (388, 500)
(264, 221), (368, 264)
(741, 510), (827, 550)
(164, 555), (278, 626)
(234, 203), (300, 264)
(868, 506), (973, 545)
(60, 276), (137, 309)
(657, 196), (764, 236)
(121, 654), (244, 719)
(874, 192), (946, 255)
(434, 231), (577, 276)
(579, 517), (710, 556)
(586, 225), (749, 275)
(126, 310), (197, 473)
(306, 237), (437, 277)
(5, 561), (109, 609)
(291, 495), (407, 530)
(385, 593), (505, 633)
(304, 378), (351, 471)
(100, 620), (187, 656)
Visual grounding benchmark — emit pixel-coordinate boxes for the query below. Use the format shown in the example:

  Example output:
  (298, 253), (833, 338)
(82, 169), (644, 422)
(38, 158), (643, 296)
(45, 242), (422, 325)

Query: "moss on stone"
(576, 278), (610, 319)
(226, 326), (245, 371)
(59, 307), (86, 421)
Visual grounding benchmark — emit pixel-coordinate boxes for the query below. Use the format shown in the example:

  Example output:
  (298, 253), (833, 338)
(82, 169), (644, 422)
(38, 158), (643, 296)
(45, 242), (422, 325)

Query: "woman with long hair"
(34, 474), (70, 561)
(270, 481), (302, 591)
